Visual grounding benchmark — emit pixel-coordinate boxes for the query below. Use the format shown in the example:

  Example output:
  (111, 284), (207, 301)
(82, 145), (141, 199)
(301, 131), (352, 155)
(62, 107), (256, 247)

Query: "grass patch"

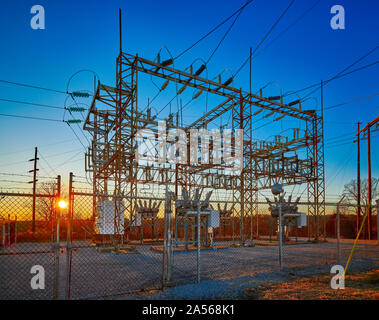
(244, 269), (379, 300)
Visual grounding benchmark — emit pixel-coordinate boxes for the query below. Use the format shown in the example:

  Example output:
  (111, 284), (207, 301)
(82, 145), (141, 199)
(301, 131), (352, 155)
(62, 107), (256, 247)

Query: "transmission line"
(0, 79), (66, 94)
(234, 0), (296, 77)
(0, 113), (63, 122)
(206, 1), (251, 65)
(301, 46), (378, 100)
(174, 0), (254, 60)
(0, 98), (64, 110)
(254, 0), (321, 58)
(324, 93), (379, 111)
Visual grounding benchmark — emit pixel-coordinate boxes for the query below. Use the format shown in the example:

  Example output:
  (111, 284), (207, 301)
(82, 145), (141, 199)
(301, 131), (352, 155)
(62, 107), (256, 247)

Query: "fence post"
(336, 195), (345, 264)
(53, 175), (61, 300)
(7, 214), (10, 247)
(168, 194), (172, 282)
(278, 203), (283, 271)
(162, 182), (168, 287)
(197, 199), (201, 284)
(269, 215), (272, 242)
(256, 212), (259, 240)
(14, 215), (17, 244)
(250, 213), (253, 241)
(337, 203), (341, 264)
(65, 172), (73, 300)
(2, 219), (5, 250)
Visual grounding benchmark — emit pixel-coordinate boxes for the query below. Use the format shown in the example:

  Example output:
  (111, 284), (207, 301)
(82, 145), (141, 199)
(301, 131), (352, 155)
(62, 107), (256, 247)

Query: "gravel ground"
(122, 240), (378, 300)
(125, 258), (378, 300)
(1, 240), (378, 299)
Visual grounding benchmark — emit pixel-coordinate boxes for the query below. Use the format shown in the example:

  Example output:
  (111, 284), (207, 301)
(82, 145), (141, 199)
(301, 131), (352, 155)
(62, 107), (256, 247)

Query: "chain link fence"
(1, 176), (378, 299)
(0, 192), (59, 299)
(67, 192), (164, 299)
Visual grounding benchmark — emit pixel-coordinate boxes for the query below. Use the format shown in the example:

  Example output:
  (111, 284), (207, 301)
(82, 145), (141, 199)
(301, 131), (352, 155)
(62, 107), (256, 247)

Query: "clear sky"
(0, 0), (378, 202)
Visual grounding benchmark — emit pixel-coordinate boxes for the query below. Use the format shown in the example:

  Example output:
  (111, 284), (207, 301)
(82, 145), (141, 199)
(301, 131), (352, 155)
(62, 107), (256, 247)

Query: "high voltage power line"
(234, 0), (296, 77)
(0, 79), (92, 97)
(0, 98), (65, 110)
(173, 0), (255, 61)
(159, 0), (296, 118)
(0, 79), (67, 94)
(206, 1), (251, 65)
(253, 0), (321, 59)
(0, 3), (376, 194)
(324, 93), (379, 111)
(0, 113), (63, 122)
(156, 1), (253, 118)
(301, 46), (378, 101)
(283, 61), (378, 99)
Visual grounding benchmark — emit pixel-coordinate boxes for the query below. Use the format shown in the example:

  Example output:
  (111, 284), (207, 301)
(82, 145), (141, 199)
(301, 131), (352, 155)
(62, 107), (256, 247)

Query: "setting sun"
(58, 200), (68, 209)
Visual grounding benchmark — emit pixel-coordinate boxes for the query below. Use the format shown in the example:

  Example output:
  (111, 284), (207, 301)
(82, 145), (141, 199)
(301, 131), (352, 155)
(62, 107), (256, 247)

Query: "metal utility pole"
(249, 47), (253, 242)
(376, 200), (379, 245)
(239, 91), (245, 246)
(29, 147), (39, 232)
(321, 80), (326, 240)
(356, 122), (361, 236)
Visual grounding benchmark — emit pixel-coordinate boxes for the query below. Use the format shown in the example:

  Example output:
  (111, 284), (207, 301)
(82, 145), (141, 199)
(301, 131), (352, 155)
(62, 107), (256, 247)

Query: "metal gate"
(66, 173), (165, 299)
(0, 177), (61, 300)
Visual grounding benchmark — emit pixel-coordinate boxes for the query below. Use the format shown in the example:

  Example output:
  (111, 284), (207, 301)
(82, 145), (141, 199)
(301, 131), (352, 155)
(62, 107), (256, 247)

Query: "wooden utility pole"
(357, 116), (379, 240)
(29, 147), (39, 232)
(367, 126), (372, 240)
(356, 122), (361, 236)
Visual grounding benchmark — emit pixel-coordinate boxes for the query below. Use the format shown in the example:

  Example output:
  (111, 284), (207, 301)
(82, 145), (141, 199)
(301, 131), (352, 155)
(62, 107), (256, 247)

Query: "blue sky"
(0, 0), (378, 200)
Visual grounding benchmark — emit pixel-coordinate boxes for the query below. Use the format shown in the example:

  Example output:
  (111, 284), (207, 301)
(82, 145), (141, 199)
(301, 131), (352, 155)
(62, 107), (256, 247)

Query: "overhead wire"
(0, 98), (65, 110)
(324, 93), (379, 111)
(301, 46), (378, 101)
(158, 2), (251, 119)
(253, 0), (321, 58)
(284, 61), (379, 99)
(234, 0), (296, 77)
(0, 112), (62, 122)
(206, 1), (250, 65)
(0, 79), (67, 94)
(173, 0), (255, 61)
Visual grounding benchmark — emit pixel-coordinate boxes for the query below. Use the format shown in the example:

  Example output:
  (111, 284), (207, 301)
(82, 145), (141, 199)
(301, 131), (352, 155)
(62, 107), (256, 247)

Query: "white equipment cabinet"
(96, 200), (125, 235)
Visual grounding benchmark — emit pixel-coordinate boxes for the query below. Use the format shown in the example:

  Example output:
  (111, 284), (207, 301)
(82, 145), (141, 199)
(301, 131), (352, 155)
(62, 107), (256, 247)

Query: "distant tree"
(342, 178), (379, 213)
(37, 181), (58, 222)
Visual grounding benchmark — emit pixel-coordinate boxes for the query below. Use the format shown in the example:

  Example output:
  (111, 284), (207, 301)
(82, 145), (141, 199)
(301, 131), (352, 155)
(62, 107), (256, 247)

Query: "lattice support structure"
(83, 52), (325, 242)
(306, 115), (326, 240)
